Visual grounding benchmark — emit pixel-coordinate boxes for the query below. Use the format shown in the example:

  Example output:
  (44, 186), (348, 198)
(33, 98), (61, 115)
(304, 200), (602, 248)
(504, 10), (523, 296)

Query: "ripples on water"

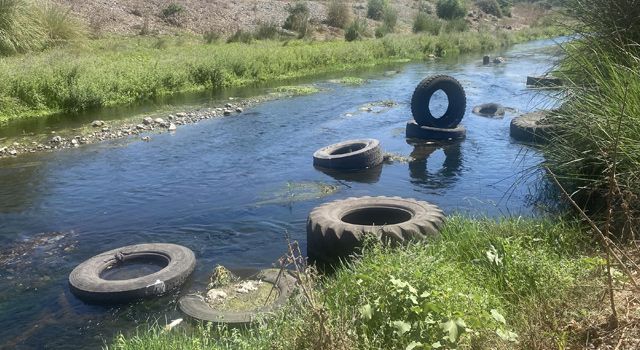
(0, 37), (565, 348)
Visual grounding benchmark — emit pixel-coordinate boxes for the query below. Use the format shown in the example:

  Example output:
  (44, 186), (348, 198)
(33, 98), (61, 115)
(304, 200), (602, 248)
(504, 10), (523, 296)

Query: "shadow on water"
(314, 164), (383, 184)
(407, 140), (463, 190)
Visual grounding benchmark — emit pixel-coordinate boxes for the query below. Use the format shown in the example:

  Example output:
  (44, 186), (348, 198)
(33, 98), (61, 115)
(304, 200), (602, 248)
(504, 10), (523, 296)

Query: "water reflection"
(314, 164), (383, 184)
(408, 141), (463, 189)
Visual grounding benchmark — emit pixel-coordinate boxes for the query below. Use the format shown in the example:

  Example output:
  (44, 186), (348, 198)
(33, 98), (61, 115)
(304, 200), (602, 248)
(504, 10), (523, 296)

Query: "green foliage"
(283, 2), (310, 38)
(442, 18), (468, 33)
(413, 12), (442, 34)
(344, 18), (367, 41)
(436, 0), (467, 20)
(109, 217), (597, 350)
(0, 27), (565, 123)
(497, 0), (513, 17)
(366, 0), (388, 20)
(476, 0), (503, 17)
(382, 5), (398, 31)
(254, 22), (279, 40)
(38, 1), (87, 46)
(161, 3), (184, 18)
(203, 30), (220, 44)
(226, 29), (253, 44)
(326, 0), (351, 29)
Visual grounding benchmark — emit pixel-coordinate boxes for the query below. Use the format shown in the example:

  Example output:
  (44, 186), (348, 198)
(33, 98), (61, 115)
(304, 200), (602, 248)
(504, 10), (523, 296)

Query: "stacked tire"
(407, 75), (467, 141)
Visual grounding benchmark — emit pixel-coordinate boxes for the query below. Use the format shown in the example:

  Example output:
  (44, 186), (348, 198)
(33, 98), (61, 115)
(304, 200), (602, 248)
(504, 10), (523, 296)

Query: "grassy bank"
(109, 217), (603, 350)
(0, 25), (565, 125)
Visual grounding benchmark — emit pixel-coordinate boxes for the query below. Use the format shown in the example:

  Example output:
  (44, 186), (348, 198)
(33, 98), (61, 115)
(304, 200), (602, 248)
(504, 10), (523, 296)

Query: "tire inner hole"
(341, 207), (413, 226)
(429, 89), (449, 118)
(101, 255), (169, 281)
(330, 143), (367, 155)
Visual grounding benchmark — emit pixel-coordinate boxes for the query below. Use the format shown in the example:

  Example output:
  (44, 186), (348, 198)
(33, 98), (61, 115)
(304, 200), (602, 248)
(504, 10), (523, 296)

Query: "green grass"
(108, 217), (601, 350)
(0, 26), (567, 125)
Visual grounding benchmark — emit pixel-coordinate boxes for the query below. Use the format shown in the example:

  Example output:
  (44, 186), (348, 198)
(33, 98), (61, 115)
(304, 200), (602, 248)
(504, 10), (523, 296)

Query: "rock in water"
(142, 117), (154, 125)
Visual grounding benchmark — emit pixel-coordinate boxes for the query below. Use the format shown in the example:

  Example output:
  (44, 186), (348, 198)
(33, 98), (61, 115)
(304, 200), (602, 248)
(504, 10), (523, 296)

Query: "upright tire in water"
(313, 139), (383, 170)
(307, 196), (445, 264)
(411, 75), (467, 128)
(69, 243), (196, 303)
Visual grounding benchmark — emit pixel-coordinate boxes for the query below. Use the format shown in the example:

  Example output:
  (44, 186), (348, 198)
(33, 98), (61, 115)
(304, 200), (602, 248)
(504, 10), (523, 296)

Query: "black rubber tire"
(510, 111), (553, 143)
(411, 75), (467, 128)
(406, 120), (466, 141)
(472, 103), (505, 117)
(313, 139), (383, 170)
(178, 269), (296, 324)
(307, 196), (445, 264)
(69, 243), (196, 303)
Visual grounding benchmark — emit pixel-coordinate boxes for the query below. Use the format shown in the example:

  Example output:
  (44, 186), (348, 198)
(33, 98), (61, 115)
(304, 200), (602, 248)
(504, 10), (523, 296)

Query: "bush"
(442, 18), (468, 33)
(255, 22), (279, 40)
(476, 0), (502, 17)
(326, 0), (351, 29)
(374, 25), (389, 38)
(161, 3), (184, 18)
(413, 12), (441, 35)
(366, 0), (388, 20)
(226, 29), (253, 43)
(38, 2), (87, 46)
(436, 0), (467, 20)
(344, 19), (367, 42)
(202, 29), (220, 44)
(283, 2), (310, 38)
(382, 5), (398, 31)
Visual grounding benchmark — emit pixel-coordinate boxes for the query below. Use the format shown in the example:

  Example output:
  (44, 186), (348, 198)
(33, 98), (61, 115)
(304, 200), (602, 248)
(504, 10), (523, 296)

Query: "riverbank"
(109, 216), (639, 350)
(0, 25), (565, 126)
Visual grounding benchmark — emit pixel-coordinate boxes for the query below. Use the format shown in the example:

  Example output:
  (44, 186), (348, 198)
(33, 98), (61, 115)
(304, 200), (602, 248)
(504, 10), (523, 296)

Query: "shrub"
(38, 2), (87, 46)
(366, 0), (388, 20)
(382, 5), (398, 31)
(283, 2), (310, 38)
(226, 29), (253, 43)
(476, 0), (502, 17)
(442, 18), (468, 33)
(413, 12), (441, 35)
(344, 18), (367, 41)
(436, 0), (467, 20)
(203, 29), (220, 44)
(497, 0), (512, 17)
(0, 0), (45, 55)
(255, 22), (279, 40)
(161, 3), (184, 18)
(326, 0), (351, 29)
(374, 25), (389, 38)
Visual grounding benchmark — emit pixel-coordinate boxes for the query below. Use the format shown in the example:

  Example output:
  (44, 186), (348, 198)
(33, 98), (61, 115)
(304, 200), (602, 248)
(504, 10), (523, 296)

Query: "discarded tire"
(69, 243), (195, 303)
(472, 103), (505, 117)
(406, 120), (466, 141)
(411, 75), (467, 128)
(510, 111), (554, 143)
(178, 269), (296, 324)
(313, 139), (383, 170)
(526, 75), (562, 88)
(307, 196), (445, 263)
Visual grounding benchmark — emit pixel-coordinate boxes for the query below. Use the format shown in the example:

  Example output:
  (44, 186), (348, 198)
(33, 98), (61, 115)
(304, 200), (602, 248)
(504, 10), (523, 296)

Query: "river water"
(0, 37), (564, 349)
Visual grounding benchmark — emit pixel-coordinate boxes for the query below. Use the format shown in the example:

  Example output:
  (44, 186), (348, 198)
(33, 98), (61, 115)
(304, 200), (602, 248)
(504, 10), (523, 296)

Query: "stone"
(136, 124), (146, 130)
(91, 120), (104, 127)
(8, 150), (17, 156)
(142, 117), (154, 125)
(71, 139), (78, 145)
(168, 123), (177, 131)
(142, 136), (151, 142)
(176, 112), (187, 118)
(102, 127), (110, 132)
(235, 107), (243, 113)
(12, 142), (19, 147)
(0, 147), (6, 153)
(154, 118), (165, 124)
(50, 136), (62, 143)
(223, 110), (232, 116)
(225, 103), (233, 108)
(168, 115), (175, 120)
(493, 56), (506, 64)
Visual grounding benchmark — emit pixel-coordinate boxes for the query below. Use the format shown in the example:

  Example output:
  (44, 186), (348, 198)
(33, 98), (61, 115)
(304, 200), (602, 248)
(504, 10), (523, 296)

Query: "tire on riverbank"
(307, 196), (445, 264)
(178, 269), (297, 324)
(69, 243), (195, 303)
(406, 121), (466, 141)
(313, 139), (383, 170)
(472, 103), (505, 117)
(510, 111), (554, 143)
(411, 75), (467, 128)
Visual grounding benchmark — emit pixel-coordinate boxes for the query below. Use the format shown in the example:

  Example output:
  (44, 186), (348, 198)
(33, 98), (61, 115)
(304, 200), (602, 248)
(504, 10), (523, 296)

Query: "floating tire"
(313, 139), (383, 170)
(69, 243), (196, 303)
(307, 196), (445, 263)
(178, 269), (296, 324)
(472, 103), (505, 117)
(411, 75), (467, 128)
(406, 120), (466, 141)
(510, 111), (553, 143)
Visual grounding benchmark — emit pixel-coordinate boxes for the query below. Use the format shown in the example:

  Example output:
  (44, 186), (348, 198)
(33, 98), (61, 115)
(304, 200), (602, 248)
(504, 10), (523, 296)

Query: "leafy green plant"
(161, 3), (184, 18)
(413, 12), (441, 35)
(203, 29), (220, 44)
(344, 18), (367, 42)
(254, 22), (279, 40)
(38, 1), (87, 46)
(326, 0), (351, 29)
(382, 5), (398, 31)
(366, 0), (388, 20)
(476, 0), (502, 17)
(283, 2), (310, 38)
(436, 0), (467, 20)
(442, 18), (468, 33)
(0, 0), (45, 55)
(226, 29), (253, 44)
